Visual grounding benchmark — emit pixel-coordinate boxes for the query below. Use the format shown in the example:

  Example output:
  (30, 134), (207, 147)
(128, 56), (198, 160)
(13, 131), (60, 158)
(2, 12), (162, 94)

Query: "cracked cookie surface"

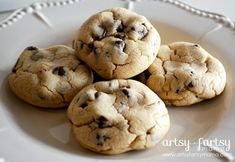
(8, 45), (93, 108)
(73, 7), (160, 79)
(139, 42), (226, 106)
(67, 79), (170, 154)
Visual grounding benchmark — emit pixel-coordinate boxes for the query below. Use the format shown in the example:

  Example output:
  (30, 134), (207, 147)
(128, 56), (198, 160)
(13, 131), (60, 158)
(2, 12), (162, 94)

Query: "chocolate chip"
(25, 46), (38, 51)
(30, 54), (43, 61)
(190, 71), (194, 76)
(131, 27), (135, 31)
(76, 40), (84, 50)
(114, 33), (126, 39)
(11, 58), (20, 73)
(96, 135), (103, 146)
(117, 23), (124, 32)
(137, 25), (147, 38)
(39, 95), (46, 100)
(131, 24), (148, 39)
(194, 44), (200, 47)
(80, 102), (88, 109)
(96, 134), (110, 146)
(115, 40), (125, 51)
(187, 81), (194, 88)
(27, 46), (41, 61)
(53, 66), (66, 76)
(88, 44), (94, 50)
(93, 35), (100, 40)
(176, 87), (180, 93)
(131, 23), (148, 39)
(96, 134), (101, 140)
(97, 116), (108, 128)
(95, 92), (100, 98)
(101, 29), (107, 39)
(146, 131), (151, 135)
(144, 70), (151, 79)
(92, 28), (106, 40)
(93, 48), (99, 56)
(122, 89), (130, 98)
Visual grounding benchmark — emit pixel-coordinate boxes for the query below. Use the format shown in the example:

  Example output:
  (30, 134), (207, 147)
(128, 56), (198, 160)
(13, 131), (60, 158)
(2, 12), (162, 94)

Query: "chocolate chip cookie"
(139, 42), (226, 106)
(73, 7), (160, 79)
(8, 45), (93, 108)
(67, 79), (170, 154)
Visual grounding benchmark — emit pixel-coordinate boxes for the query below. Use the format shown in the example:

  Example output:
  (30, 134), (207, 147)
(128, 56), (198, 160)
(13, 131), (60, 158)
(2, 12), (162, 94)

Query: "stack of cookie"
(8, 7), (226, 155)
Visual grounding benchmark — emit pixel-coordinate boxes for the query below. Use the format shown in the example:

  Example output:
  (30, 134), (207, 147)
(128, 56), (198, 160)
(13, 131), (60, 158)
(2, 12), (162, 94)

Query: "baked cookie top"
(139, 42), (226, 106)
(67, 79), (170, 154)
(8, 45), (93, 108)
(73, 7), (160, 79)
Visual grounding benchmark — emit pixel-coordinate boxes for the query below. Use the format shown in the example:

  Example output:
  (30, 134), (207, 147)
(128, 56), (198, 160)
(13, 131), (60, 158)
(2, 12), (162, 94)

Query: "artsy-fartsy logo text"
(162, 137), (230, 152)
(162, 138), (191, 151)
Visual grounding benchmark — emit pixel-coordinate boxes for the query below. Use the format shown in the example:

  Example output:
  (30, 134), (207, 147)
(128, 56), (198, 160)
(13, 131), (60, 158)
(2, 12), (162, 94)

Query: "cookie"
(139, 42), (226, 106)
(67, 79), (170, 154)
(73, 7), (160, 79)
(8, 45), (93, 108)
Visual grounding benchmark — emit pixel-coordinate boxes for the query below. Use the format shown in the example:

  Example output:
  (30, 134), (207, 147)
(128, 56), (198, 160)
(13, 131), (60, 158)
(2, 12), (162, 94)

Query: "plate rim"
(0, 0), (235, 32)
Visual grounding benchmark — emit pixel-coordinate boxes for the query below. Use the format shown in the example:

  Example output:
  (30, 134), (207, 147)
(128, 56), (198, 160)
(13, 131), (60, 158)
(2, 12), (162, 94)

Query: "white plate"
(0, 0), (235, 161)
